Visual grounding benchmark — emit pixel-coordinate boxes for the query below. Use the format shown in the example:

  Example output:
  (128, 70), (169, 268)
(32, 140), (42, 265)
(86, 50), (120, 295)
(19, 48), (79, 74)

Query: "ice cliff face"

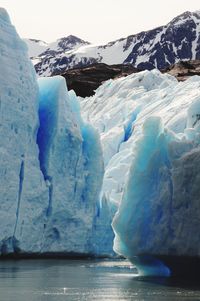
(113, 111), (200, 275)
(81, 70), (177, 208)
(81, 69), (200, 272)
(0, 8), (110, 256)
(0, 7), (46, 254)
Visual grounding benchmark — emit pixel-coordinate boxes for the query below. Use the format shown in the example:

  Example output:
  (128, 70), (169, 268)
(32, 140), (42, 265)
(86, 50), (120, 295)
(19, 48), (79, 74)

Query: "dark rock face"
(61, 63), (140, 97)
(59, 60), (200, 97)
(163, 60), (200, 81)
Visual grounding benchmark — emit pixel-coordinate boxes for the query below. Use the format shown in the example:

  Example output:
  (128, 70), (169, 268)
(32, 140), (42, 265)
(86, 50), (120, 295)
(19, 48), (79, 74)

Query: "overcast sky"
(1, 0), (200, 44)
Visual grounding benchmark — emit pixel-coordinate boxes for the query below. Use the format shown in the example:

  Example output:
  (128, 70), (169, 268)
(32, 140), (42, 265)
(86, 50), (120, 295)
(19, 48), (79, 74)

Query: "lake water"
(0, 259), (200, 301)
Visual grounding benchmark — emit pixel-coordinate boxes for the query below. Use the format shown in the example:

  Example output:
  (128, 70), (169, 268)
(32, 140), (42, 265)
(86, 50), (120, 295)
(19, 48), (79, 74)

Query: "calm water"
(0, 259), (200, 301)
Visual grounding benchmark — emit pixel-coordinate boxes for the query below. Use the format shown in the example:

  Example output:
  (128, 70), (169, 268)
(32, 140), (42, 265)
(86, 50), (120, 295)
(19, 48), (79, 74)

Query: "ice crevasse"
(0, 8), (112, 256)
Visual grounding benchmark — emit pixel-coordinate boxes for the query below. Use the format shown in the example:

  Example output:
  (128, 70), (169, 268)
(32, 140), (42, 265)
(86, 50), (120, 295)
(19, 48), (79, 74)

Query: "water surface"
(0, 259), (200, 300)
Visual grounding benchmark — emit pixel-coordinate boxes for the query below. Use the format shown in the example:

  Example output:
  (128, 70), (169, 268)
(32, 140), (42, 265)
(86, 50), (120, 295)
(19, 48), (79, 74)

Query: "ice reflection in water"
(0, 259), (200, 301)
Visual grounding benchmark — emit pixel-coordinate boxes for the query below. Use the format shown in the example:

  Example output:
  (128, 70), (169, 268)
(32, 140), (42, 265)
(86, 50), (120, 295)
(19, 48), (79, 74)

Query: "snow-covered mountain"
(26, 10), (200, 76)
(25, 35), (90, 75)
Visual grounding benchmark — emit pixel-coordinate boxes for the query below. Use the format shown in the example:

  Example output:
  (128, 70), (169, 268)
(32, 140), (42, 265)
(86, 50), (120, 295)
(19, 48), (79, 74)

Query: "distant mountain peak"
(55, 35), (90, 52)
(61, 34), (90, 43)
(170, 10), (200, 25)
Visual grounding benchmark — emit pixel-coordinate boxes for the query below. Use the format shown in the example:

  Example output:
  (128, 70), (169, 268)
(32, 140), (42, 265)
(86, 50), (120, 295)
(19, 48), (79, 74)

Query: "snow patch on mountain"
(24, 39), (48, 58)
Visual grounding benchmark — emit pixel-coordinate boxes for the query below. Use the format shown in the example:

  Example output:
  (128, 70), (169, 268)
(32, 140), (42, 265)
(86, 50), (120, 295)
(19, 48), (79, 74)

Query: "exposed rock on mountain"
(163, 60), (200, 81)
(124, 11), (200, 70)
(56, 60), (200, 97)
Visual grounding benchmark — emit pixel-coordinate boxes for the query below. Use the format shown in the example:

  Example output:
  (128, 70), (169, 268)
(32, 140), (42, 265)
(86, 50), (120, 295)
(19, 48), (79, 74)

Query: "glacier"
(113, 112), (200, 276)
(81, 70), (200, 275)
(0, 7), (46, 254)
(0, 8), (112, 256)
(81, 70), (200, 211)
(2, 6), (200, 272)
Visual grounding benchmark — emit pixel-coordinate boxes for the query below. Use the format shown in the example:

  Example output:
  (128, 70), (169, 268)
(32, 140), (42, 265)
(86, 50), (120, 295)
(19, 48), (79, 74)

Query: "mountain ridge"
(25, 10), (200, 76)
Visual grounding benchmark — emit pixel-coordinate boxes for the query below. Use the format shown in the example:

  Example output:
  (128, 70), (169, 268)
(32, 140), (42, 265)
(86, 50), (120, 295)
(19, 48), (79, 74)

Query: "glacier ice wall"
(36, 76), (104, 253)
(3, 4), (200, 260)
(0, 8), (48, 254)
(81, 70), (178, 208)
(81, 71), (200, 210)
(0, 9), (110, 256)
(81, 69), (200, 265)
(112, 110), (200, 274)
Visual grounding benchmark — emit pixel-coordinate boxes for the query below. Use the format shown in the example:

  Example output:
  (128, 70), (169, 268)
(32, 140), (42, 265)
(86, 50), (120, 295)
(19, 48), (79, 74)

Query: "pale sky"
(1, 0), (200, 44)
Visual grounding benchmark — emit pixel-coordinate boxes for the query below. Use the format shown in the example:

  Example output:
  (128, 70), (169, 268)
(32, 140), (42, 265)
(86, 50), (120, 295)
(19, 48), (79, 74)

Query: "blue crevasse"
(68, 90), (114, 255)
(123, 106), (141, 142)
(35, 76), (106, 254)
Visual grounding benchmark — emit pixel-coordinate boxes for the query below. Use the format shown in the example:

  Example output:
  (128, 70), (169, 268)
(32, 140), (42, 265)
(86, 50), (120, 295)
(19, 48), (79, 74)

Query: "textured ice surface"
(0, 7), (48, 253)
(81, 69), (200, 268)
(35, 76), (105, 253)
(81, 71), (200, 209)
(0, 10), (111, 256)
(112, 112), (200, 274)
(3, 7), (200, 260)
